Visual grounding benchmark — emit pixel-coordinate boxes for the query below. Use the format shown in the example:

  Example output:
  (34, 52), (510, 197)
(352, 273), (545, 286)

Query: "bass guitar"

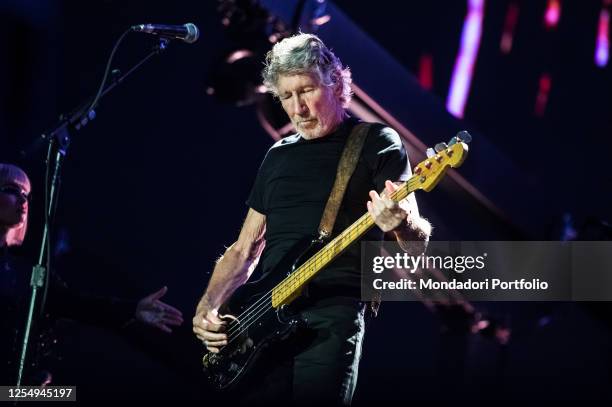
(202, 132), (471, 390)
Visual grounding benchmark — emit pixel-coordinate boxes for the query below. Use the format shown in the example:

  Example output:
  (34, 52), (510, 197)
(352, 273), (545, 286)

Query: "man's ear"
(332, 83), (345, 107)
(334, 83), (343, 98)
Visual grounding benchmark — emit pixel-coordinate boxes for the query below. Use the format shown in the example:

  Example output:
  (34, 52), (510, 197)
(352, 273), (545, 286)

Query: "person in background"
(0, 162), (184, 385)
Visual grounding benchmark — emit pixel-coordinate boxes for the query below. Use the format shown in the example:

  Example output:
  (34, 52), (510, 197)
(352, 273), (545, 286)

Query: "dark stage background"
(1, 0), (611, 403)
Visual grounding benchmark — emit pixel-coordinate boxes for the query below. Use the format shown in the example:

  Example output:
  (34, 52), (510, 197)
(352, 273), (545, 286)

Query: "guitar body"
(202, 236), (323, 391)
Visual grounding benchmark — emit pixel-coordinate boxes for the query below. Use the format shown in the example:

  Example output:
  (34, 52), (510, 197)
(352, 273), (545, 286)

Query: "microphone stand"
(16, 36), (171, 386)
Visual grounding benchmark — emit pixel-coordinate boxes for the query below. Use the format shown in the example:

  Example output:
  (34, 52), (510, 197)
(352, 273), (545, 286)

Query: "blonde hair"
(0, 163), (31, 246)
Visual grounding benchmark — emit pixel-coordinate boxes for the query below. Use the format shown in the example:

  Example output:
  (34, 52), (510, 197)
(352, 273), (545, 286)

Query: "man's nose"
(290, 95), (307, 116)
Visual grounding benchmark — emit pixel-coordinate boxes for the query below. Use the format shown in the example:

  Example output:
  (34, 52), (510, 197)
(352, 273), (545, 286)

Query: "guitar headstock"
(412, 131), (470, 192)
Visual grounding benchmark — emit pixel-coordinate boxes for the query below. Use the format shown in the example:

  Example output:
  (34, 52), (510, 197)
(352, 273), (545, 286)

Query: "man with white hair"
(193, 33), (431, 405)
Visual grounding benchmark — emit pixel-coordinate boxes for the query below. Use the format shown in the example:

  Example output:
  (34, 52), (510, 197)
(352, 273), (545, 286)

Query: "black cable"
(84, 28), (132, 120)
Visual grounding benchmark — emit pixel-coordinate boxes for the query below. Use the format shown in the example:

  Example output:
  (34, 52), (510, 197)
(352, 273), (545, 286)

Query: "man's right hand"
(192, 209), (266, 353)
(193, 305), (229, 353)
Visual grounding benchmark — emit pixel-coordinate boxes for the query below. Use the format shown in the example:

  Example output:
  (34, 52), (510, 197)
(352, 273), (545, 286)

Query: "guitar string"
(224, 212), (374, 345)
(222, 178), (420, 344)
(223, 176), (420, 341)
(222, 177), (420, 343)
(227, 175), (419, 326)
(224, 208), (374, 337)
(224, 214), (371, 344)
(224, 233), (351, 348)
(222, 172), (431, 348)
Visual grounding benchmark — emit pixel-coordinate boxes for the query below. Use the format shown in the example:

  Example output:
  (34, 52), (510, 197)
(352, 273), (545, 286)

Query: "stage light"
(418, 53), (433, 90)
(446, 0), (485, 119)
(207, 48), (263, 106)
(544, 0), (562, 29)
(534, 73), (552, 117)
(207, 1), (329, 108)
(595, 5), (610, 67)
(500, 2), (520, 54)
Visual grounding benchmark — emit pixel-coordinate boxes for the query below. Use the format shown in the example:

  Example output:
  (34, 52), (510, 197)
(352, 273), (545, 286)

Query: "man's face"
(0, 181), (29, 228)
(276, 72), (343, 140)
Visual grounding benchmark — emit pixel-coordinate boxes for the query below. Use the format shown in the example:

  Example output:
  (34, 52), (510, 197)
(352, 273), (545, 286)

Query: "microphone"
(131, 23), (200, 44)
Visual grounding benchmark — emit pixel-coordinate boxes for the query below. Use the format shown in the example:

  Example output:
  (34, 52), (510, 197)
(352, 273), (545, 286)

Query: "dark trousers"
(233, 299), (367, 406)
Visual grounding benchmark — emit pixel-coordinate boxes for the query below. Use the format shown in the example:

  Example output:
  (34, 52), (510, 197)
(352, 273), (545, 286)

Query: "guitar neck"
(271, 176), (421, 307)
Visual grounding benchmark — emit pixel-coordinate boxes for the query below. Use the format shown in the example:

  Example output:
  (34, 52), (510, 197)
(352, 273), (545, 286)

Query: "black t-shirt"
(246, 117), (410, 296)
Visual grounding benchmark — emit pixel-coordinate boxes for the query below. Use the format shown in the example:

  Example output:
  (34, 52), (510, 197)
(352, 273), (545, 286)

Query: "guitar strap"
(317, 122), (382, 317)
(318, 122), (370, 239)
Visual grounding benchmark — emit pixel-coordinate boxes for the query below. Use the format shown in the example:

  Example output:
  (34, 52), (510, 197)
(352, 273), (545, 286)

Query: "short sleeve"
(364, 125), (411, 193)
(246, 152), (271, 215)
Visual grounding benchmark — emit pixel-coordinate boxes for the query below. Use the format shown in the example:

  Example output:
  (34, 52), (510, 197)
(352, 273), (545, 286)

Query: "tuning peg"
(426, 147), (436, 158)
(448, 130), (472, 146)
(456, 130), (472, 143)
(434, 142), (447, 152)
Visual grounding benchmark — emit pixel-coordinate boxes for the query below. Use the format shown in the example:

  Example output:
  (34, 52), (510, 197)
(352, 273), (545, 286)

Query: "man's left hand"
(367, 180), (408, 232)
(135, 286), (184, 333)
